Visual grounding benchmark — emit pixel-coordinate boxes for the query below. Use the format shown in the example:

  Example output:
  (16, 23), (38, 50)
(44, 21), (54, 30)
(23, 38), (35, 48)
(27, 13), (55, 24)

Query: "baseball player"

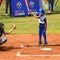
(34, 7), (47, 46)
(0, 23), (16, 45)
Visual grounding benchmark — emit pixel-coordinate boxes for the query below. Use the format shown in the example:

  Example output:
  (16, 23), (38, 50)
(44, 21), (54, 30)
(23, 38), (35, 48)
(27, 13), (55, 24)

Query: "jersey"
(39, 14), (46, 24)
(37, 7), (47, 24)
(0, 29), (5, 37)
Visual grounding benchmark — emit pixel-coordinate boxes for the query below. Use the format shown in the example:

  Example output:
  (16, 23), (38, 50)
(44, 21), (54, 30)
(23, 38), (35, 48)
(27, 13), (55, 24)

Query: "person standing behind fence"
(47, 0), (54, 13)
(5, 0), (11, 16)
(0, 0), (2, 6)
(39, 0), (46, 8)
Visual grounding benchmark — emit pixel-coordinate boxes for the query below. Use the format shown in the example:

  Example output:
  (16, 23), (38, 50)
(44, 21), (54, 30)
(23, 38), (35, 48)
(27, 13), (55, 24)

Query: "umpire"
(5, 0), (11, 16)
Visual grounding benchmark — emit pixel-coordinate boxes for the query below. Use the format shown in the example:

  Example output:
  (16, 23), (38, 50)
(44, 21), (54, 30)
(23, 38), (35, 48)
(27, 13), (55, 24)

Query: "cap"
(39, 7), (45, 14)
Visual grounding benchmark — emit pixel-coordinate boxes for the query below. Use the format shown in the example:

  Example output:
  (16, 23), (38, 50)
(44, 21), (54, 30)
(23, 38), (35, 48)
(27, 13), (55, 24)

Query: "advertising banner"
(11, 0), (39, 17)
(11, 0), (28, 17)
(28, 0), (39, 14)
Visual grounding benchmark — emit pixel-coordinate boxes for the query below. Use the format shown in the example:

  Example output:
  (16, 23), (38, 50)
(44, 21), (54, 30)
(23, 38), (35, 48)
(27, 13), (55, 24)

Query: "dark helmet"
(0, 23), (4, 27)
(39, 7), (45, 14)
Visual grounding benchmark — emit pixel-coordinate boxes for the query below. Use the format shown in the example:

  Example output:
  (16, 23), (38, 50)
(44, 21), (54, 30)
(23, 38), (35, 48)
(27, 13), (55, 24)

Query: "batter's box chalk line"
(40, 48), (52, 51)
(16, 51), (60, 57)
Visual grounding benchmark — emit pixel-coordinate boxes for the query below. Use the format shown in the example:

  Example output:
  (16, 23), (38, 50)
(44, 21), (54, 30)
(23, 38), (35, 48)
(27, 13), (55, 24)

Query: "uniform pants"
(38, 23), (47, 44)
(0, 38), (7, 45)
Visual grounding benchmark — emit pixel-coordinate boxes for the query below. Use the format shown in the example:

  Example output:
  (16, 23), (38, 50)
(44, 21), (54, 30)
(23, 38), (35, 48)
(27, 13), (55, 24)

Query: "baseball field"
(0, 1), (60, 60)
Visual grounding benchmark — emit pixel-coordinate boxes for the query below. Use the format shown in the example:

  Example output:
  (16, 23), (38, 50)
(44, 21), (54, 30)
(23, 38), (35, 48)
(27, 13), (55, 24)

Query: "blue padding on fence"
(28, 0), (39, 14)
(11, 0), (28, 17)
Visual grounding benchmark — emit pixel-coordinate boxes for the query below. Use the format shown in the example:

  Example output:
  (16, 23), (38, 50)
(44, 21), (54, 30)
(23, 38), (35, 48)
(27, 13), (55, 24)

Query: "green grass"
(47, 14), (60, 34)
(0, 3), (60, 34)
(0, 16), (39, 34)
(0, 14), (60, 34)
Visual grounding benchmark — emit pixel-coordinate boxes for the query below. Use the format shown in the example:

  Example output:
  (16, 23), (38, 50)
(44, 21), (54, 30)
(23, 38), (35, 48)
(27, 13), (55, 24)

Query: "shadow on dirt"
(0, 46), (21, 51)
(0, 44), (60, 51)
(25, 44), (60, 47)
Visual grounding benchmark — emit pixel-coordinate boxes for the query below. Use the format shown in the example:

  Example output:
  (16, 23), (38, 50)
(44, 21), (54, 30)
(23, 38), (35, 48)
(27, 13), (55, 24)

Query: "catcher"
(34, 8), (47, 46)
(0, 23), (16, 45)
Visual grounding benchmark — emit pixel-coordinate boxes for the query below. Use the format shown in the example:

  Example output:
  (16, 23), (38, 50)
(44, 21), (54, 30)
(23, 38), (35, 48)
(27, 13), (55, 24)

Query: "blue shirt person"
(34, 8), (47, 46)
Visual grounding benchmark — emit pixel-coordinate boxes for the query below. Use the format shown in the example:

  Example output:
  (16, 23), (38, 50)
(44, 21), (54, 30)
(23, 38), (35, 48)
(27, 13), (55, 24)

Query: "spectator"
(39, 0), (45, 8)
(47, 0), (54, 13)
(0, 0), (2, 6)
(5, 0), (11, 16)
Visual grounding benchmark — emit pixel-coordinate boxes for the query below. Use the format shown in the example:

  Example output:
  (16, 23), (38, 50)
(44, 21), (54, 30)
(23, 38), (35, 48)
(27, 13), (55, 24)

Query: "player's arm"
(44, 19), (47, 31)
(33, 14), (39, 18)
(6, 24), (16, 34)
(44, 23), (47, 31)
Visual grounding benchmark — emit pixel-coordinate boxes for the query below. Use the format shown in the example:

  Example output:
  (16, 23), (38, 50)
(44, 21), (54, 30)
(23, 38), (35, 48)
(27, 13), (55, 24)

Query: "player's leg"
(5, 0), (9, 15)
(0, 38), (7, 45)
(38, 24), (42, 46)
(48, 1), (51, 13)
(42, 29), (47, 45)
(9, 0), (11, 16)
(51, 0), (54, 12)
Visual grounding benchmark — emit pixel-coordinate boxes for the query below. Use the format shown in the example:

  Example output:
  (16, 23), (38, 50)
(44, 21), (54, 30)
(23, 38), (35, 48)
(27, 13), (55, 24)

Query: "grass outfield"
(0, 4), (60, 34)
(0, 14), (60, 34)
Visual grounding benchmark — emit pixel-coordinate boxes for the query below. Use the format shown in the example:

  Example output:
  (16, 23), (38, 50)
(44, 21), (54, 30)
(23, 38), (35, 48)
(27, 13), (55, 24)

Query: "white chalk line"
(18, 45), (60, 57)
(40, 48), (52, 51)
(16, 54), (60, 57)
(16, 51), (60, 57)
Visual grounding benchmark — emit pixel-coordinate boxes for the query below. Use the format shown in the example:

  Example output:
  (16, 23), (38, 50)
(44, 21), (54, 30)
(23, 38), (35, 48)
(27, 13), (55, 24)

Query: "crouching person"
(0, 23), (16, 45)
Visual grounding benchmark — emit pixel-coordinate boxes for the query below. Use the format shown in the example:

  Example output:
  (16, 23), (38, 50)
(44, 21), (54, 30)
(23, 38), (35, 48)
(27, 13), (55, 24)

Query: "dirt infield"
(0, 34), (60, 60)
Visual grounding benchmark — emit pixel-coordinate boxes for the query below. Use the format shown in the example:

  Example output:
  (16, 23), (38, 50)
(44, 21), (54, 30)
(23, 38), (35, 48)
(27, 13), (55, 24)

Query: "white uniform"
(39, 15), (46, 24)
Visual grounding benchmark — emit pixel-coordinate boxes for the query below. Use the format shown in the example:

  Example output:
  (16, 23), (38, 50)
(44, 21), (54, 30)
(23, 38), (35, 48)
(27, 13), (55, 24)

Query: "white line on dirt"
(20, 45), (24, 48)
(16, 52), (60, 57)
(16, 54), (60, 57)
(40, 48), (52, 51)
(16, 51), (21, 57)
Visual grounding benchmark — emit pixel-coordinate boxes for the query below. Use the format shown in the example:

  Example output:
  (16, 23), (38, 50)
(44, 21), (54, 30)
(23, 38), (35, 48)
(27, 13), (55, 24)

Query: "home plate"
(40, 48), (52, 51)
(20, 44), (24, 48)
